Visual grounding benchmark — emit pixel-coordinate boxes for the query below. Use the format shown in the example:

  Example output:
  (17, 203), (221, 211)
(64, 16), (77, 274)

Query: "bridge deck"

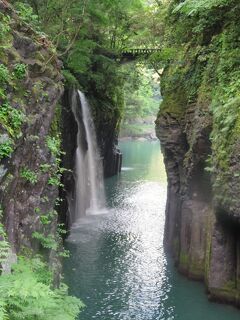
(121, 48), (161, 55)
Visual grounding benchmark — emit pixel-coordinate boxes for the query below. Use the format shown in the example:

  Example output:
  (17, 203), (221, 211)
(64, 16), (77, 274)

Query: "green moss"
(204, 210), (214, 283)
(189, 259), (205, 278)
(159, 92), (187, 118)
(210, 287), (238, 304)
(173, 238), (180, 257)
(179, 251), (189, 269)
(222, 280), (236, 291)
(157, 2), (240, 209)
(49, 104), (62, 139)
(210, 97), (240, 201)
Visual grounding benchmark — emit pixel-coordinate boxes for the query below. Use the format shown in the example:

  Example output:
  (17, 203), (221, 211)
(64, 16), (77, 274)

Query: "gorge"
(0, 0), (240, 319)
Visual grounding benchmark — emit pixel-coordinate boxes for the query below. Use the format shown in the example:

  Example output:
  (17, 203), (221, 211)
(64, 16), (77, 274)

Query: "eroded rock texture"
(156, 99), (240, 306)
(155, 0), (240, 306)
(0, 2), (63, 258)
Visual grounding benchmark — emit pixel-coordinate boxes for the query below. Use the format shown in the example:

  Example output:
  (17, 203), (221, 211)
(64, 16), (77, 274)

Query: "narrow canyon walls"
(0, 1), (63, 261)
(156, 0), (240, 305)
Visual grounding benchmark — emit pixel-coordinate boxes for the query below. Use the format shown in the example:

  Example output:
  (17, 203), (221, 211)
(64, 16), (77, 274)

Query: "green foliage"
(0, 256), (84, 319)
(154, 0), (240, 204)
(48, 175), (62, 187)
(0, 64), (10, 84)
(20, 167), (38, 184)
(40, 163), (51, 173)
(31, 205), (69, 258)
(0, 207), (10, 268)
(122, 64), (160, 124)
(173, 0), (232, 16)
(210, 97), (240, 178)
(39, 210), (56, 225)
(32, 232), (58, 250)
(62, 69), (79, 87)
(0, 14), (11, 42)
(46, 136), (60, 157)
(14, 2), (39, 26)
(0, 103), (25, 138)
(45, 135), (65, 187)
(14, 0), (146, 129)
(13, 63), (27, 79)
(0, 138), (14, 160)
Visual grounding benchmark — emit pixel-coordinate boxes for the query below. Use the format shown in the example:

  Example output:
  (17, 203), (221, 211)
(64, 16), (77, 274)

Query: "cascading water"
(70, 90), (106, 224)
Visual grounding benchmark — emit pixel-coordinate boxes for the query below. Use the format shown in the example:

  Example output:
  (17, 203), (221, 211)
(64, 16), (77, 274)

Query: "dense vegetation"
(156, 0), (240, 204)
(1, 1), (156, 319)
(10, 0), (147, 122)
(1, 0), (240, 318)
(10, 0), (161, 128)
(120, 64), (161, 138)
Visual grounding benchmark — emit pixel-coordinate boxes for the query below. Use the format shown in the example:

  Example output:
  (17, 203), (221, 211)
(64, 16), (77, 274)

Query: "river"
(64, 140), (240, 320)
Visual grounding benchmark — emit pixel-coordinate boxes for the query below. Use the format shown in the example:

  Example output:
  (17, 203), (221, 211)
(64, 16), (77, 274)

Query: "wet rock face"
(59, 89), (78, 230)
(156, 104), (240, 306)
(0, 2), (63, 252)
(218, 139), (240, 223)
(97, 121), (122, 178)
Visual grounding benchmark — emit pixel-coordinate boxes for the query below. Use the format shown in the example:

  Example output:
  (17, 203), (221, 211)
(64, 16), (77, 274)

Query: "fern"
(0, 257), (84, 320)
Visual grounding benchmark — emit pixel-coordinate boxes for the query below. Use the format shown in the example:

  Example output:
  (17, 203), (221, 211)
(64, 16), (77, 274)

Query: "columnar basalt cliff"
(89, 91), (123, 178)
(0, 1), (63, 261)
(156, 0), (240, 307)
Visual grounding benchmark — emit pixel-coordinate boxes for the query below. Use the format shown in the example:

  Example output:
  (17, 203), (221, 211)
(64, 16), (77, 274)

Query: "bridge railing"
(121, 48), (161, 55)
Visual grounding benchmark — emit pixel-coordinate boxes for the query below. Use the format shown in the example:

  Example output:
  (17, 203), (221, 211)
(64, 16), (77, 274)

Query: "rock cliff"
(156, 0), (240, 307)
(0, 1), (63, 263)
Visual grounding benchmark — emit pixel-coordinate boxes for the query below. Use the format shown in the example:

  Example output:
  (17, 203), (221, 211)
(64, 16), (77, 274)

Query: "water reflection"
(64, 141), (240, 320)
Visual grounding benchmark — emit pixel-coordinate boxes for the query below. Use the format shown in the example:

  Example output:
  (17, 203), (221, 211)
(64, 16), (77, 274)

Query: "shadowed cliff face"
(156, 102), (240, 306)
(87, 87), (123, 178)
(96, 114), (122, 178)
(0, 1), (63, 256)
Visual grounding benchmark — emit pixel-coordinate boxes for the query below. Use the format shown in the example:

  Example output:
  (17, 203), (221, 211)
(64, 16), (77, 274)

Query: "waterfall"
(71, 90), (106, 223)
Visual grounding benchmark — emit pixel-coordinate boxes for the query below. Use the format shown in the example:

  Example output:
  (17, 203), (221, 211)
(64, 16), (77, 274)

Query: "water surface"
(64, 141), (240, 320)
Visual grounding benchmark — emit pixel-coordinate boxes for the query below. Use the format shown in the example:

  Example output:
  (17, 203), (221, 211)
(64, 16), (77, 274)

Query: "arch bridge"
(120, 48), (161, 62)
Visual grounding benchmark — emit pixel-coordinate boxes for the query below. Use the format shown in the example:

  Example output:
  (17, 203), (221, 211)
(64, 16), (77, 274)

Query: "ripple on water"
(64, 141), (240, 320)
(65, 180), (170, 320)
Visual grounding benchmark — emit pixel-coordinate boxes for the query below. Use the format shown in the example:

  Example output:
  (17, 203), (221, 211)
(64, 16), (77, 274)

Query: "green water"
(64, 141), (240, 320)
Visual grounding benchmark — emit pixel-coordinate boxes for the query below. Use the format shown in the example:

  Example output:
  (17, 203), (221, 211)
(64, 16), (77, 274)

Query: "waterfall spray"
(71, 90), (106, 224)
